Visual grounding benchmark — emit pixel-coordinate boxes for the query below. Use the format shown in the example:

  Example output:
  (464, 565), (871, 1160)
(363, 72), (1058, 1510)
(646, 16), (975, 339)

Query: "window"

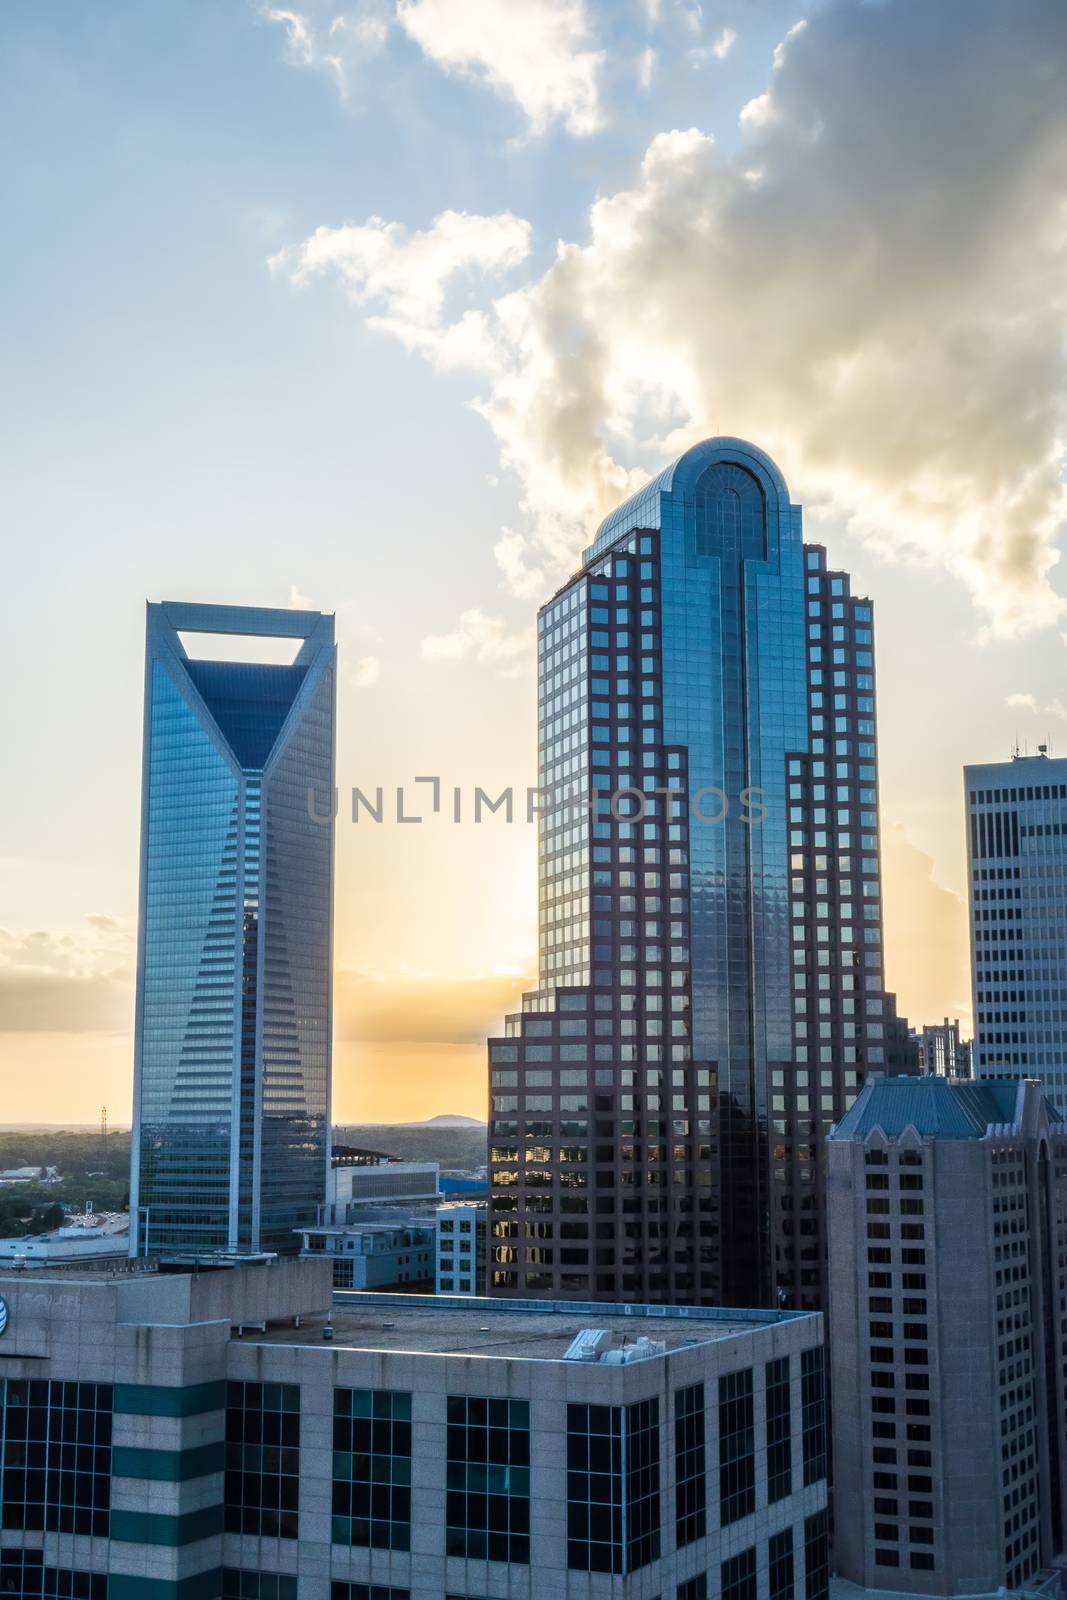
(0, 1552), (106, 1599)
(722, 1546), (757, 1600)
(0, 1379), (112, 1537)
(678, 1578), (707, 1600)
(801, 1348), (827, 1485)
(769, 1528), (795, 1600)
(333, 1389), (411, 1551)
(766, 1356), (792, 1502)
(224, 1575), (298, 1600)
(625, 1398), (661, 1571)
(568, 1404), (623, 1573)
(719, 1369), (755, 1525)
(332, 1588), (410, 1600)
(805, 1509), (830, 1600)
(225, 1382), (300, 1539)
(446, 1396), (530, 1563)
(675, 1382), (706, 1547)
(567, 1400), (659, 1574)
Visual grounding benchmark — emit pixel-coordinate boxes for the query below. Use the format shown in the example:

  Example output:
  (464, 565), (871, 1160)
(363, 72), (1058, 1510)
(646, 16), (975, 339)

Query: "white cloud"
(289, 583), (313, 608)
(712, 25), (737, 59)
(1006, 692), (1038, 711)
(637, 47), (656, 90)
(395, 0), (604, 135)
(420, 608), (531, 671)
(351, 654), (381, 687)
(280, 0), (1067, 634)
(262, 4), (389, 97)
(271, 208), (531, 339)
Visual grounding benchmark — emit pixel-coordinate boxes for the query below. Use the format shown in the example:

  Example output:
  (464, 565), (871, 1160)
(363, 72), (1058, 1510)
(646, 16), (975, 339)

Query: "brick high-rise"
(488, 437), (914, 1310)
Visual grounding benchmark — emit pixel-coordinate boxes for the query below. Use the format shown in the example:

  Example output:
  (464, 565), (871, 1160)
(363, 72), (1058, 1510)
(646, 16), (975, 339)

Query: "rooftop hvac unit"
(563, 1328), (610, 1362)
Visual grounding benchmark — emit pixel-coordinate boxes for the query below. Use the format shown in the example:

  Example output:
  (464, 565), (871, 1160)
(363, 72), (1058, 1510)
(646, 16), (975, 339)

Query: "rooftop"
(246, 1291), (814, 1363)
(831, 1074), (1064, 1140)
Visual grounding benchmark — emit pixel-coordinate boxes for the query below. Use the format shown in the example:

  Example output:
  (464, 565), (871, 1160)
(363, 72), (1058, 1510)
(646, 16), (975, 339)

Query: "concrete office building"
(488, 436), (913, 1313)
(296, 1217), (436, 1290)
(0, 1257), (827, 1599)
(827, 1074), (1067, 1596)
(130, 602), (337, 1258)
(434, 1202), (487, 1296)
(324, 1150), (440, 1222)
(966, 750), (1067, 1101)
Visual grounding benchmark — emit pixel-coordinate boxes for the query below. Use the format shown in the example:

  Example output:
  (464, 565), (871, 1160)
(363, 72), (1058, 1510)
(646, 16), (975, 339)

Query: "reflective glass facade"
(130, 602), (336, 1256)
(489, 438), (913, 1309)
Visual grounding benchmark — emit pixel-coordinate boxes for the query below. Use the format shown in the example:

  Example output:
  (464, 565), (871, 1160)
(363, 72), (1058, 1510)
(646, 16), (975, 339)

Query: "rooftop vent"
(564, 1328), (610, 1362)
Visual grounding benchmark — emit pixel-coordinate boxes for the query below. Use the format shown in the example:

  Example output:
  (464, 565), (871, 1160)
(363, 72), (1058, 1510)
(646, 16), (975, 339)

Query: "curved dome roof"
(585, 436), (791, 560)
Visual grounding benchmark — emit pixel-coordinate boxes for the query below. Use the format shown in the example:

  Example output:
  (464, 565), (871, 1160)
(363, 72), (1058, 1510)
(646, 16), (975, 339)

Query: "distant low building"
(916, 1018), (972, 1078)
(0, 1212), (129, 1268)
(325, 1145), (440, 1221)
(296, 1217), (435, 1290)
(435, 1200), (487, 1295)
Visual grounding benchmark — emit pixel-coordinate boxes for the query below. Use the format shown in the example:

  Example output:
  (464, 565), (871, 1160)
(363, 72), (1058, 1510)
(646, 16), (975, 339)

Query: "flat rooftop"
(245, 1291), (814, 1362)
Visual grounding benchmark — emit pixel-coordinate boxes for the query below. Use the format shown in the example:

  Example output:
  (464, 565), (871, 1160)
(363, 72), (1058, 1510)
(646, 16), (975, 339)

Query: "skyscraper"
(828, 1073), (1067, 1595)
(488, 437), (913, 1310)
(966, 750), (1067, 1100)
(129, 602), (336, 1257)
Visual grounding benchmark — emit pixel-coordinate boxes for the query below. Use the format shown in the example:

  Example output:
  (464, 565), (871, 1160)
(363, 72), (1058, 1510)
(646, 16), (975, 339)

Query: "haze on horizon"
(2, 0), (1066, 1124)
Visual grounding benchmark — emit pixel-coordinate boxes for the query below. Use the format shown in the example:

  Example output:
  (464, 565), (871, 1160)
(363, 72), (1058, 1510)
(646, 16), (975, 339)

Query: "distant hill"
(407, 1114), (486, 1129)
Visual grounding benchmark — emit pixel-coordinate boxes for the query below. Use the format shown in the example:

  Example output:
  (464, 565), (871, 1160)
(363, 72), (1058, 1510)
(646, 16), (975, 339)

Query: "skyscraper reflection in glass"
(488, 438), (914, 1310)
(129, 602), (336, 1256)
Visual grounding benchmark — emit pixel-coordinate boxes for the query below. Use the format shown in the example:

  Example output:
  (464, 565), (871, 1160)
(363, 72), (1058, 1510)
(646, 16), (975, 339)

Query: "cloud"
(262, 4), (389, 97)
(279, 0), (1067, 633)
(395, 0), (604, 135)
(712, 25), (737, 59)
(1005, 690), (1067, 721)
(335, 967), (530, 1043)
(637, 47), (656, 90)
(0, 922), (134, 1034)
(351, 654), (381, 687)
(271, 208), (531, 338)
(420, 607), (531, 670)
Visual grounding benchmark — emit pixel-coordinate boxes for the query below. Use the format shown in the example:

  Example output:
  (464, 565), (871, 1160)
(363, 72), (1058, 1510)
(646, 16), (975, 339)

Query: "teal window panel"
(114, 1380), (227, 1418)
(113, 1440), (225, 1481)
(111, 1503), (224, 1546)
(110, 1569), (223, 1600)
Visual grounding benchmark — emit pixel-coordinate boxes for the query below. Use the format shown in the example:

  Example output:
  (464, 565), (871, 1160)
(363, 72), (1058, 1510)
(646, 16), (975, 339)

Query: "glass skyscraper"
(129, 602), (336, 1257)
(488, 437), (914, 1310)
(966, 751), (1067, 1100)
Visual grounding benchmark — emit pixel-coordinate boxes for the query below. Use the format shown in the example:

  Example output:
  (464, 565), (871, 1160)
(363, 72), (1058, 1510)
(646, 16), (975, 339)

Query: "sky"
(1, 0), (1066, 1125)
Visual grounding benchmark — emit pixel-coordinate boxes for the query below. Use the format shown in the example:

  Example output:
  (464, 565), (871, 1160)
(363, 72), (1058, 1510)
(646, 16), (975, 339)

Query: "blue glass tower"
(488, 438), (913, 1309)
(129, 602), (336, 1257)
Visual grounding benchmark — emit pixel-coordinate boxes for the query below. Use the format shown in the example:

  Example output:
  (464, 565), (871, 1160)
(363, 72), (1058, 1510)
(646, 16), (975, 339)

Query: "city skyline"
(3, 0), (1067, 1125)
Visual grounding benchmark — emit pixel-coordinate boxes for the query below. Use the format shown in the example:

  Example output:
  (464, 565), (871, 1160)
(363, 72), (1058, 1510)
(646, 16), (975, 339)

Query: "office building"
(297, 1216), (436, 1290)
(325, 1148), (440, 1221)
(0, 1256), (827, 1599)
(0, 1211), (129, 1269)
(434, 1201), (487, 1295)
(916, 1020), (971, 1080)
(827, 1074), (1067, 1596)
(966, 750), (1067, 1099)
(489, 436), (912, 1311)
(129, 602), (337, 1258)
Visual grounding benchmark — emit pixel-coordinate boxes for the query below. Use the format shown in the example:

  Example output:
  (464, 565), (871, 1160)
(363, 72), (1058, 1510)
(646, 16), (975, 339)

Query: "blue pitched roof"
(185, 660), (308, 769)
(831, 1075), (1038, 1140)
